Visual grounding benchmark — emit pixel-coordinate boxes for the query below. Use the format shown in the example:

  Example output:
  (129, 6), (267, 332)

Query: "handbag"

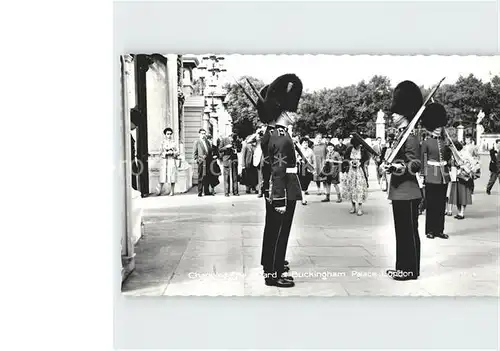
(380, 173), (388, 192)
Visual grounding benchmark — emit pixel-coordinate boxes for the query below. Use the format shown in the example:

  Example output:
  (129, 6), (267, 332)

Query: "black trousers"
(197, 161), (210, 195)
(261, 200), (297, 275)
(223, 160), (239, 195)
(486, 171), (500, 192)
(425, 183), (447, 235)
(392, 199), (421, 276)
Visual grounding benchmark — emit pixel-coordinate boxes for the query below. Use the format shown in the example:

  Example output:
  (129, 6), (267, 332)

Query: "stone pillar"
(166, 54), (180, 148)
(375, 109), (386, 143)
(457, 124), (464, 142)
(476, 110), (485, 151)
(120, 55), (136, 281)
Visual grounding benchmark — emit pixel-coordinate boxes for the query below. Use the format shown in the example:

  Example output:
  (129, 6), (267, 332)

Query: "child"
(320, 143), (342, 203)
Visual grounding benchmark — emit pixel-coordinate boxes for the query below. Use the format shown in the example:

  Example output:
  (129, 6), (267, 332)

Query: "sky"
(192, 54), (499, 92)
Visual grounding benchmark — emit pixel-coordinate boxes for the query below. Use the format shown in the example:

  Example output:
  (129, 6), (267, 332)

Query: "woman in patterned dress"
(341, 137), (369, 215)
(158, 127), (179, 196)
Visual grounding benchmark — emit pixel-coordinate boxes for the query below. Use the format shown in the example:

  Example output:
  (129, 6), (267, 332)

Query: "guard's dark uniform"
(243, 73), (302, 287)
(386, 79), (423, 281)
(420, 102), (451, 239)
(260, 124), (276, 269)
(261, 124), (302, 276)
(421, 136), (451, 237)
(388, 130), (422, 278)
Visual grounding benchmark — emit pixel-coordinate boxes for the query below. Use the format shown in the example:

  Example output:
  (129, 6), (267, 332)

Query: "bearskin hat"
(256, 85), (270, 123)
(421, 102), (448, 131)
(264, 73), (303, 121)
(390, 80), (423, 119)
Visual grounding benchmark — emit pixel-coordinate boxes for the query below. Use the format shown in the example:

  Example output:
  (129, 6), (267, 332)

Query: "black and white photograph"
(120, 54), (499, 297)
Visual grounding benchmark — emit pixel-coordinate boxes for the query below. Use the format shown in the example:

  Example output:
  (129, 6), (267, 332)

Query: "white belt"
(286, 167), (297, 174)
(428, 161), (447, 166)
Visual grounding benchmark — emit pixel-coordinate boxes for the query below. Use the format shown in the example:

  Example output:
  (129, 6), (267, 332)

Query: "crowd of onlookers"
(183, 125), (384, 216)
(150, 124), (500, 220)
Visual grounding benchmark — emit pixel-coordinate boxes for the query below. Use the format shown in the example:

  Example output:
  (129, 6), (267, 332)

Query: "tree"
(296, 75), (393, 138)
(481, 75), (500, 133)
(223, 73), (500, 138)
(433, 74), (500, 134)
(223, 76), (265, 138)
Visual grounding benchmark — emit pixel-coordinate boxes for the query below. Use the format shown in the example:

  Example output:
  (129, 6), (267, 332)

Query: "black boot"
(265, 277), (295, 287)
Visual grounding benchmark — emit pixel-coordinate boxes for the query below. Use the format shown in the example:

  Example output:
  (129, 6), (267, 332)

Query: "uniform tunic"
(387, 131), (422, 277)
(268, 125), (303, 207)
(421, 136), (451, 235)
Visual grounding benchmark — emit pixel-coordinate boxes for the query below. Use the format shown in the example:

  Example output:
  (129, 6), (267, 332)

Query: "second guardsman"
(420, 103), (451, 239)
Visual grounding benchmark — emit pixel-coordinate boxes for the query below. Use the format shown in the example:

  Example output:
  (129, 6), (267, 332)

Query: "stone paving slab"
(309, 256), (373, 268)
(291, 246), (372, 257)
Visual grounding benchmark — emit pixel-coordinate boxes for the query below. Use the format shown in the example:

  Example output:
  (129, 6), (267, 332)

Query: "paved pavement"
(122, 160), (499, 297)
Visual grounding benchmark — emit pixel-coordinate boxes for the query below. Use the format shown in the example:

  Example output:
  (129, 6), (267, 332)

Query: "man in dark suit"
(420, 103), (451, 239)
(193, 128), (211, 197)
(381, 80), (423, 281)
(218, 133), (239, 196)
(486, 139), (500, 195)
(206, 134), (220, 195)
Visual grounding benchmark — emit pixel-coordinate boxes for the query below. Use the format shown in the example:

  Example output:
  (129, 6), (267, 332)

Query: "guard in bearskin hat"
(420, 102), (452, 239)
(257, 73), (303, 288)
(382, 80), (423, 281)
(256, 84), (287, 282)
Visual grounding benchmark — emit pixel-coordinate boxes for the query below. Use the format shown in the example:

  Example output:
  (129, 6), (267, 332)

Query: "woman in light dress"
(158, 127), (179, 196)
(341, 137), (369, 215)
(312, 133), (327, 195)
(447, 141), (478, 220)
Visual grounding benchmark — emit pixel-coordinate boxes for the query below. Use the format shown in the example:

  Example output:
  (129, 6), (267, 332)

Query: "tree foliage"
(223, 76), (265, 138)
(223, 73), (500, 138)
(296, 75), (393, 137)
